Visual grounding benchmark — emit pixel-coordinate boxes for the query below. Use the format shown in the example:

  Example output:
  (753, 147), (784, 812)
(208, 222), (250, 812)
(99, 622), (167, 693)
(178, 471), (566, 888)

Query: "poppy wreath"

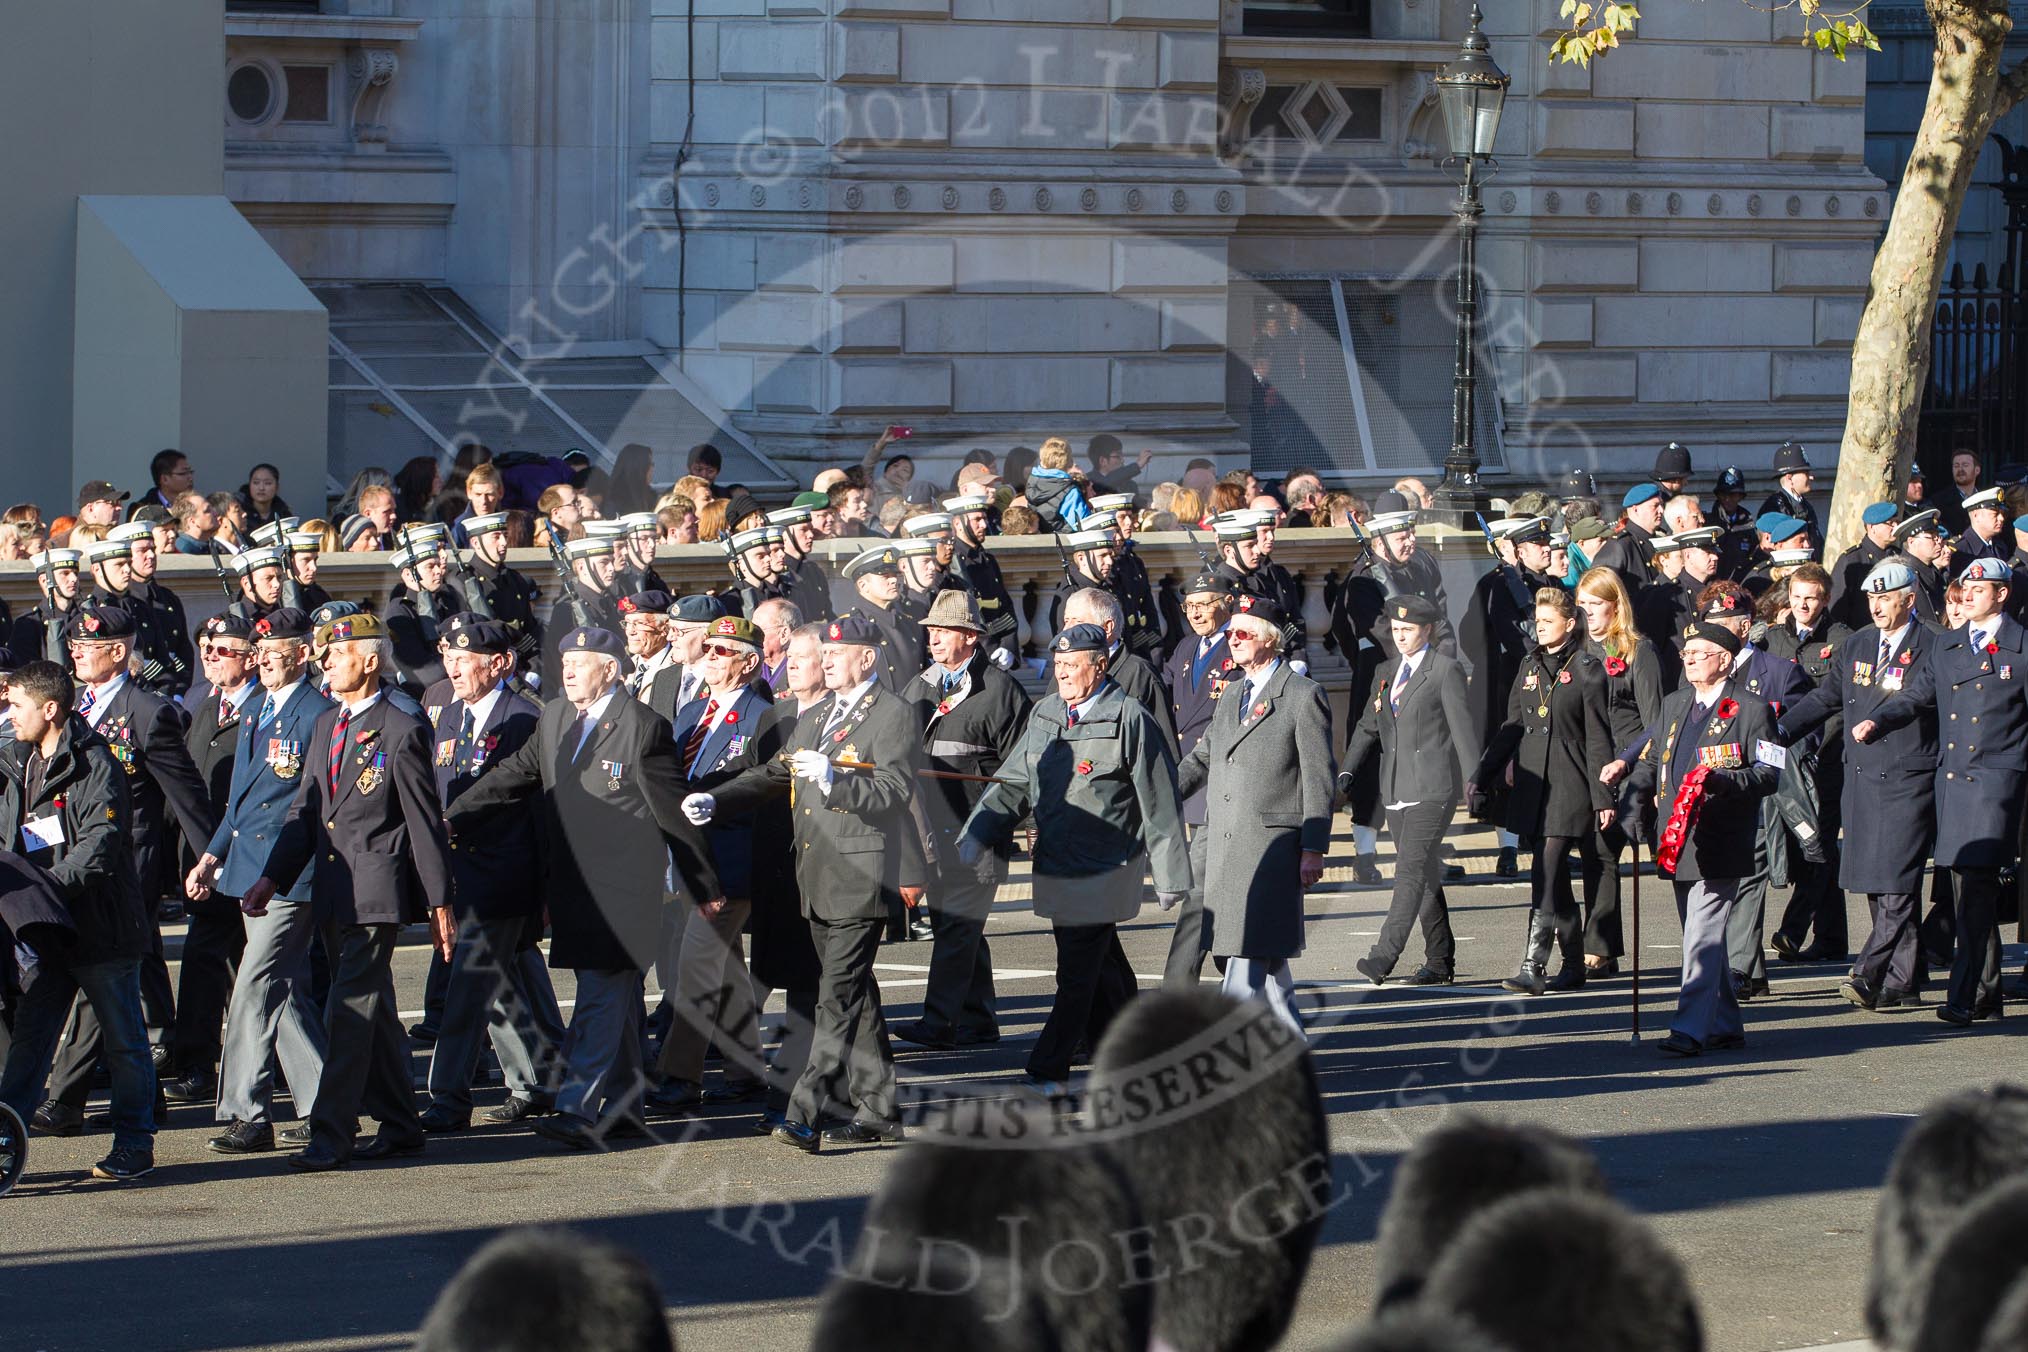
(1656, 764), (1712, 877)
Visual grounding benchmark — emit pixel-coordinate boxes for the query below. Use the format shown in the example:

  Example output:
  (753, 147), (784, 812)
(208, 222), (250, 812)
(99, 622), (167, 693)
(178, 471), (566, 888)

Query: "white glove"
(990, 647), (1016, 670)
(1289, 659), (1310, 676)
(1157, 891), (1188, 911)
(790, 748), (835, 792)
(682, 792), (715, 825)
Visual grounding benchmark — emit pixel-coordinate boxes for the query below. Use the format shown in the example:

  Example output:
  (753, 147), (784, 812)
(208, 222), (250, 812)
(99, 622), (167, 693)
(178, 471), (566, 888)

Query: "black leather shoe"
(824, 1120), (904, 1146)
(890, 1020), (956, 1051)
(533, 1116), (599, 1150)
(1545, 966), (1587, 992)
(752, 1110), (787, 1137)
(207, 1121), (275, 1154)
(1796, 946), (1848, 963)
(1494, 847), (1520, 878)
(279, 1124), (312, 1147)
(417, 1107), (469, 1133)
(355, 1132), (425, 1162)
(288, 1142), (348, 1172)
(1877, 987), (1922, 1009)
(1657, 1032), (1704, 1057)
(1839, 977), (1877, 1010)
(644, 1080), (703, 1115)
(1353, 857), (1383, 886)
(773, 1120), (821, 1154)
(1973, 1002), (2007, 1022)
(161, 1071), (218, 1104)
(1937, 1005), (1977, 1027)
(478, 1095), (552, 1126)
(704, 1080), (764, 1105)
(407, 1024), (439, 1046)
(150, 1046), (175, 1074)
(1355, 956), (1389, 987)
(1706, 1032), (1747, 1051)
(1770, 932), (1803, 962)
(1503, 964), (1546, 997)
(954, 1027), (1001, 1046)
(31, 1102), (84, 1136)
(1442, 862), (1466, 882)
(92, 1147), (155, 1182)
(1731, 973), (1770, 1001)
(1404, 966), (1454, 986)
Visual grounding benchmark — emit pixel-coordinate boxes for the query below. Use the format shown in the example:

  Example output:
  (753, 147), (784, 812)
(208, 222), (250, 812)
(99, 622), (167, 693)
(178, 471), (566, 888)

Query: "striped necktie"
(683, 699), (718, 775)
(328, 709), (351, 793)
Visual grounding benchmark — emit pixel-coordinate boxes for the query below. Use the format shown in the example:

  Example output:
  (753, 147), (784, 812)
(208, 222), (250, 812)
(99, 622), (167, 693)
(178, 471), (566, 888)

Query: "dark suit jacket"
(186, 683), (255, 819)
(0, 717), (145, 964)
(1478, 644), (1613, 839)
(1627, 679), (1781, 882)
(1345, 648), (1481, 807)
(447, 691), (720, 971)
(671, 682), (778, 899)
(258, 696), (453, 927)
(1165, 629), (1236, 826)
(432, 687), (544, 921)
(714, 684), (918, 924)
(91, 678), (217, 900)
(208, 681), (335, 903)
(646, 660), (695, 723)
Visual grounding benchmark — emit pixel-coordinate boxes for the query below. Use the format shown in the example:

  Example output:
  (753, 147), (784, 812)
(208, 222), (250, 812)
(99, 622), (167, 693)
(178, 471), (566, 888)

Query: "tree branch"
(2000, 59), (2028, 116)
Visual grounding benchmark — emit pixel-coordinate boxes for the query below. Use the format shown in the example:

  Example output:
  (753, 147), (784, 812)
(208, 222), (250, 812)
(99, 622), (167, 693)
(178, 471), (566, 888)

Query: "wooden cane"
(833, 757), (1010, 786)
(1630, 840), (1643, 1042)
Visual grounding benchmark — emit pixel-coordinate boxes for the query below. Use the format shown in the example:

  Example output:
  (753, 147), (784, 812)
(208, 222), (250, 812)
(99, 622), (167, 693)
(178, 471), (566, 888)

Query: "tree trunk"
(1826, 0), (2014, 558)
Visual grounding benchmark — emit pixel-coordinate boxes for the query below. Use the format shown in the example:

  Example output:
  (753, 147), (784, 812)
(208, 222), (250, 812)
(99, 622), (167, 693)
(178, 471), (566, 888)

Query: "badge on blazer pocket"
(356, 751), (387, 794)
(269, 739), (303, 779)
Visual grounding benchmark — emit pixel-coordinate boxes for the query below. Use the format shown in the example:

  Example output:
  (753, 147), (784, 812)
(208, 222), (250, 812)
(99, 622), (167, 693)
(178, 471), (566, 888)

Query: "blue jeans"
(0, 955), (157, 1152)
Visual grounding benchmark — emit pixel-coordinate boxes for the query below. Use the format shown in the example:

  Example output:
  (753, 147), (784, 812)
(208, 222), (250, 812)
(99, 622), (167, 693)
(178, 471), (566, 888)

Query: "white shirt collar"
(465, 683), (506, 730)
(1878, 622), (1913, 655)
(1396, 647), (1429, 680)
(341, 688), (381, 719)
(1238, 659), (1283, 695)
(578, 688), (618, 724)
(218, 679), (257, 712)
(830, 677), (878, 721)
(260, 679), (307, 718)
(84, 673), (128, 730)
(1066, 680), (1113, 723)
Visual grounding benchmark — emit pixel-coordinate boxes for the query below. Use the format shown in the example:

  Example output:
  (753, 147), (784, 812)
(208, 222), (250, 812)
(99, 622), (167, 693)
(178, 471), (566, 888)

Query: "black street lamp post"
(1428, 5), (1510, 528)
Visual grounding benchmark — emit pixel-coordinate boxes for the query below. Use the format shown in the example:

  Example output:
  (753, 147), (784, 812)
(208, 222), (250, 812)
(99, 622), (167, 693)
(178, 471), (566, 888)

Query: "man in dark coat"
(446, 625), (723, 1148)
(1329, 535), (1396, 881)
(1857, 556), (2028, 1026)
(1342, 595), (1482, 986)
(1592, 483), (1667, 593)
(1162, 573), (1238, 982)
(842, 546), (919, 692)
(543, 535), (625, 680)
(1957, 486), (2012, 566)
(41, 605), (218, 1125)
(687, 616), (919, 1152)
(1613, 623), (1782, 1055)
(1780, 559), (1940, 1011)
(242, 611), (456, 1170)
(416, 616), (564, 1132)
(0, 660), (158, 1181)
(769, 495), (837, 625)
(1828, 503), (1900, 632)
(1090, 493), (1164, 662)
(1893, 509), (1954, 626)
(123, 517), (196, 695)
(12, 548), (85, 668)
(82, 534), (184, 695)
(892, 591), (1031, 1050)
(384, 537), (461, 698)
(1760, 563), (1853, 962)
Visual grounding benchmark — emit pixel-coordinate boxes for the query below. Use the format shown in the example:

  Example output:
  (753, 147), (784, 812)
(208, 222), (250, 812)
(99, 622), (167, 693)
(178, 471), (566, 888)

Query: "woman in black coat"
(1576, 567), (1665, 974)
(1471, 587), (1614, 994)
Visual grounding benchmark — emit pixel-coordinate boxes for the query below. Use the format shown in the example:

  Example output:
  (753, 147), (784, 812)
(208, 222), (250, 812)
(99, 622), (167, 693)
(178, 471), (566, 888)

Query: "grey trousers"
(1674, 878), (1745, 1045)
(556, 968), (645, 1127)
(216, 895), (327, 1126)
(426, 914), (566, 1116)
(1163, 828), (1212, 986)
(310, 922), (422, 1158)
(652, 898), (763, 1088)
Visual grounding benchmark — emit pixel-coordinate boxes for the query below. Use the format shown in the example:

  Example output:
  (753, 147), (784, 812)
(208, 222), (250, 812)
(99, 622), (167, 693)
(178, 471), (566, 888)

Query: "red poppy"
(1557, 670), (1572, 685)
(1603, 656), (1628, 677)
(833, 728), (848, 744)
(52, 796), (65, 811)
(1988, 642), (2000, 655)
(725, 711), (739, 725)
(1076, 759), (1094, 775)
(1715, 698), (1739, 719)
(1819, 644), (1835, 660)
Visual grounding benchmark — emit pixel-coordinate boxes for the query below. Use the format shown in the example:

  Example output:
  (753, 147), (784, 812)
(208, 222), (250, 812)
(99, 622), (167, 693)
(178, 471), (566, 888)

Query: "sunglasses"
(703, 643), (754, 659)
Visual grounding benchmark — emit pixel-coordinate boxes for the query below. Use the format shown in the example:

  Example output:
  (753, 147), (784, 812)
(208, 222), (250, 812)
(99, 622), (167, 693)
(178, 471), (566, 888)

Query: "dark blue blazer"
(672, 682), (775, 899)
(431, 686), (544, 921)
(208, 682), (336, 902)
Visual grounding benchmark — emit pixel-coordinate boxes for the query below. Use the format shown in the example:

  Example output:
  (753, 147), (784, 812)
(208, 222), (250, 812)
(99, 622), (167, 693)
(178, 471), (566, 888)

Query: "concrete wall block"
(1111, 355), (1224, 408)
(1814, 47), (1868, 103)
(694, 0), (765, 14)
(957, 235), (1114, 293)
(1593, 296), (1816, 348)
(957, 0), (1107, 20)
(902, 295), (1159, 352)
(756, 233), (827, 292)
(1771, 106), (1865, 161)
(1815, 296), (1864, 346)
(950, 89), (1109, 150)
(835, 237), (957, 292)
(1530, 239), (1638, 292)
(1537, 50), (1595, 97)
(1639, 239), (1773, 294)
(1526, 352), (1637, 403)
(1161, 296), (1225, 350)
(836, 0), (952, 15)
(690, 83), (766, 146)
(769, 0), (826, 13)
(1109, 92), (1219, 150)
(1592, 43), (1812, 102)
(753, 354), (824, 411)
(1111, 236), (1227, 291)
(833, 23), (901, 82)
(1110, 0), (1221, 26)
(1774, 242), (1874, 292)
(829, 357), (955, 412)
(1532, 99), (1635, 157)
(1634, 102), (1768, 160)
(714, 292), (827, 351)
(645, 231), (756, 292)
(834, 298), (905, 352)
(765, 86), (826, 143)
(650, 17), (719, 81)
(1636, 350), (1772, 403)
(717, 20), (826, 81)
(1773, 351), (1852, 400)
(684, 352), (756, 412)
(1632, 1), (1771, 42)
(641, 290), (712, 351)
(833, 88), (950, 146)
(900, 24), (1156, 88)
(1158, 31), (1219, 89)
(1528, 297), (1593, 347)
(899, 297), (989, 354)
(952, 356), (1109, 412)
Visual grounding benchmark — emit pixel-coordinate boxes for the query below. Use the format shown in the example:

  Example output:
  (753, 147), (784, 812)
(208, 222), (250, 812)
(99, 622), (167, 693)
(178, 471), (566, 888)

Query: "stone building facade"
(220, 0), (1882, 492)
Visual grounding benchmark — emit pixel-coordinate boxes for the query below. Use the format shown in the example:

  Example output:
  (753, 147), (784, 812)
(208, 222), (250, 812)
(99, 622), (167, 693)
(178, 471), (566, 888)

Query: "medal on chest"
(269, 738), (302, 779)
(601, 759), (625, 792)
(356, 750), (386, 794)
(435, 738), (457, 769)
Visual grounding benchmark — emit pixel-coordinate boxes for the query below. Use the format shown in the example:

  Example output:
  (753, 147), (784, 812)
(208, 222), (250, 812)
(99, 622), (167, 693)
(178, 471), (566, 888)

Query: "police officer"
(1780, 560), (1940, 1012)
(685, 616), (918, 1151)
(942, 490), (1018, 663)
(1829, 503), (1900, 632)
(1343, 594), (1480, 986)
(464, 509), (546, 674)
(1593, 483), (1667, 593)
(1712, 466), (1759, 582)
(1892, 509), (1953, 625)
(1462, 516), (1567, 747)
(892, 591), (1031, 1049)
(1855, 556), (2028, 1027)
(1653, 441), (1694, 496)
(1761, 562), (1852, 963)
(1957, 486), (2012, 566)
(960, 623), (1190, 1098)
(1089, 492), (1163, 661)
(1163, 573), (1237, 980)
(1757, 441), (1822, 558)
(842, 546), (918, 691)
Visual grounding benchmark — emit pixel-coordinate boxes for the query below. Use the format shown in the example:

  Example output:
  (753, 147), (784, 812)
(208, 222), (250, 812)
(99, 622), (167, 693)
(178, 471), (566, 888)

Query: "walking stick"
(1630, 841), (1643, 1042)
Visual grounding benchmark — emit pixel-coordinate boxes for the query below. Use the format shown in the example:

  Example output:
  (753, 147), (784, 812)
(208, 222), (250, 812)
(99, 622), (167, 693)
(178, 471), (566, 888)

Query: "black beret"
(1388, 594), (1442, 626)
(1232, 595), (1285, 629)
(1052, 623), (1109, 654)
(1700, 589), (1752, 621)
(203, 614), (255, 642)
(310, 600), (363, 628)
(1183, 572), (1234, 599)
(559, 626), (624, 657)
(1682, 621), (1742, 656)
(823, 616), (882, 647)
(69, 605), (135, 641)
(618, 590), (673, 616)
(441, 613), (514, 655)
(252, 608), (313, 641)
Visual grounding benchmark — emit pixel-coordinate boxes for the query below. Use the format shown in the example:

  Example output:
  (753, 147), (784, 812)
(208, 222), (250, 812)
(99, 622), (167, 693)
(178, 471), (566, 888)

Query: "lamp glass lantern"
(1434, 7), (1510, 160)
